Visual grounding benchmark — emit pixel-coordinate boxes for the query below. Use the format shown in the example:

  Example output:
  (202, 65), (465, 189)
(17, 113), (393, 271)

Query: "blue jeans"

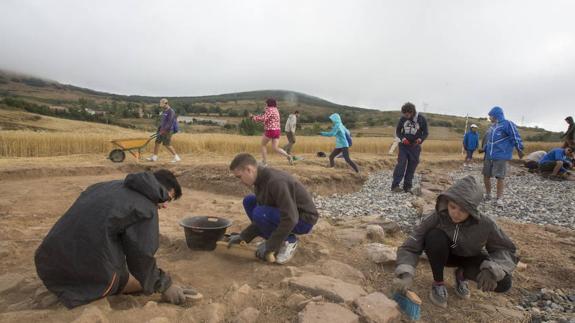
(243, 195), (313, 243)
(392, 143), (421, 190)
(465, 150), (474, 161)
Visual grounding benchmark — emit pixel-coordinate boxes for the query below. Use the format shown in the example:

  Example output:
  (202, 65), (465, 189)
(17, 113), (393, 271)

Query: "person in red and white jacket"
(250, 98), (293, 166)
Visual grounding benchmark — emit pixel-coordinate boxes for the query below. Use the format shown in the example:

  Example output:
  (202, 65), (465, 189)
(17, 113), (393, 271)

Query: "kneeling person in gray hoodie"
(393, 176), (517, 308)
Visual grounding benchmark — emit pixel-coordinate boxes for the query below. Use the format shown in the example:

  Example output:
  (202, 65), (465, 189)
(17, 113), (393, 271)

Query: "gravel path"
(315, 171), (421, 228)
(316, 164), (575, 230)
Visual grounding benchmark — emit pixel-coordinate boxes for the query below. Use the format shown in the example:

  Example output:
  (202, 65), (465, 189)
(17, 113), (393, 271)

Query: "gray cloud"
(1, 0), (574, 131)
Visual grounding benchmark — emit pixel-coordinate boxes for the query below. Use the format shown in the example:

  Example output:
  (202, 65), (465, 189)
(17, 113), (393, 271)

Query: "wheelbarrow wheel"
(109, 149), (126, 163)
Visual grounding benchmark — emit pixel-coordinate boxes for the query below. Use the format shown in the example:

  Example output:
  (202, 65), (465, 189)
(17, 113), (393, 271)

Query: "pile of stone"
(517, 288), (575, 323)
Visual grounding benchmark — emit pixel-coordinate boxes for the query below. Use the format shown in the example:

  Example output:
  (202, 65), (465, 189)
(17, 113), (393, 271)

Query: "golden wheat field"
(0, 130), (560, 158)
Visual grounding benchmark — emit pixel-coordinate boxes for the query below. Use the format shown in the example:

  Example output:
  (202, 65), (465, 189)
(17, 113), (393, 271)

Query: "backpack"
(171, 114), (179, 133)
(345, 131), (353, 147)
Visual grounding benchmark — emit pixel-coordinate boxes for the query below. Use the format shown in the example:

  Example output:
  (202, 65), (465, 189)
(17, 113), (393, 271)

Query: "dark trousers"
(283, 132), (296, 154)
(329, 147), (359, 173)
(465, 149), (474, 161)
(424, 228), (512, 293)
(243, 195), (313, 243)
(392, 143), (421, 190)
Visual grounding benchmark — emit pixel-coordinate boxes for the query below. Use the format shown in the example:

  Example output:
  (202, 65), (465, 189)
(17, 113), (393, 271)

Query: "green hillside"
(0, 69), (562, 141)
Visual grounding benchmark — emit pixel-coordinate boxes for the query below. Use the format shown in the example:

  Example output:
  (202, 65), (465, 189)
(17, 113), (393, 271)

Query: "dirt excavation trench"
(0, 159), (574, 323)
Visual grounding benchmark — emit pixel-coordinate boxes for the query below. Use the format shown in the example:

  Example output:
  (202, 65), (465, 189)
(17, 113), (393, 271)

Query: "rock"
(380, 222), (401, 235)
(285, 266), (305, 277)
(287, 274), (367, 303)
(354, 292), (401, 323)
(72, 306), (109, 323)
(287, 293), (308, 310)
(198, 303), (226, 323)
(144, 301), (158, 308)
(238, 284), (252, 295)
(298, 302), (360, 323)
(38, 293), (59, 308)
(318, 249), (331, 256)
(319, 260), (365, 284)
(495, 307), (525, 320)
(233, 307), (260, 323)
(336, 229), (366, 247)
(227, 284), (253, 307)
(0, 273), (25, 294)
(411, 197), (425, 214)
(148, 318), (170, 323)
(365, 243), (397, 264)
(366, 225), (385, 242)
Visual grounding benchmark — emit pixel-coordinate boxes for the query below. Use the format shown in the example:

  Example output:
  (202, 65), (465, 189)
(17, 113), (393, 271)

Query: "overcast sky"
(1, 0), (574, 131)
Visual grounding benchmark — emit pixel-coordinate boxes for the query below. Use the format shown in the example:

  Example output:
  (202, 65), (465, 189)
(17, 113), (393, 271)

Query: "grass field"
(0, 130), (559, 158)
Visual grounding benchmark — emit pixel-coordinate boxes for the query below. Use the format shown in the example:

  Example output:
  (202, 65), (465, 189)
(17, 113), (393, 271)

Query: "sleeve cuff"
(395, 264), (416, 277)
(480, 260), (506, 281)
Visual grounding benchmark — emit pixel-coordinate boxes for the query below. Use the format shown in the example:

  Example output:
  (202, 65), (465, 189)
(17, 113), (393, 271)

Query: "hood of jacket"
(124, 172), (170, 203)
(435, 175), (483, 221)
(488, 106), (505, 122)
(329, 113), (342, 124)
(566, 116), (574, 125)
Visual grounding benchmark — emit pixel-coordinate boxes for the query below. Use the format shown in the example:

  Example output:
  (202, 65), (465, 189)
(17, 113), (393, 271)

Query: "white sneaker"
(494, 198), (504, 207)
(275, 240), (298, 264)
(146, 155), (158, 162)
(171, 155), (181, 163)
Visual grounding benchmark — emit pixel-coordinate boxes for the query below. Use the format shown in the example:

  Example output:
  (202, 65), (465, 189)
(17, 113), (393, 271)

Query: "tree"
(238, 118), (263, 136)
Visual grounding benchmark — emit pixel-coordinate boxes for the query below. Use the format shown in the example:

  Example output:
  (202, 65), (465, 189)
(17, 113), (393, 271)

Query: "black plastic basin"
(179, 216), (232, 251)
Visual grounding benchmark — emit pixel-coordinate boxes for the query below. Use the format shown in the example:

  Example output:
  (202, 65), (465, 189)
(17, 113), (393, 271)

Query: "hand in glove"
(255, 242), (271, 261)
(227, 234), (244, 248)
(476, 269), (498, 292)
(401, 138), (410, 145)
(392, 273), (414, 293)
(161, 284), (186, 305)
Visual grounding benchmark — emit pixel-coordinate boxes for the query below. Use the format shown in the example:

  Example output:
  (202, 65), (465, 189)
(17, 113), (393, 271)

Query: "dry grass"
(0, 130), (561, 158)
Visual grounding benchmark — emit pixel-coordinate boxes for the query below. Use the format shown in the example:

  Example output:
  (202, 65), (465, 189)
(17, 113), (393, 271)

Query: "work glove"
(517, 150), (524, 159)
(415, 138), (422, 145)
(392, 273), (414, 293)
(401, 138), (410, 145)
(255, 242), (270, 261)
(161, 284), (186, 305)
(227, 234), (244, 248)
(478, 148), (484, 154)
(476, 269), (498, 292)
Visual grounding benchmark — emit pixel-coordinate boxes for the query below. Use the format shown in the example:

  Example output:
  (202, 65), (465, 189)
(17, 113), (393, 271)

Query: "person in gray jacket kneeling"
(392, 176), (517, 308)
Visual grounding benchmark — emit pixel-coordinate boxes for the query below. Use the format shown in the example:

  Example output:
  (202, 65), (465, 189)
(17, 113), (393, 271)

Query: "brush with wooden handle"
(215, 240), (276, 263)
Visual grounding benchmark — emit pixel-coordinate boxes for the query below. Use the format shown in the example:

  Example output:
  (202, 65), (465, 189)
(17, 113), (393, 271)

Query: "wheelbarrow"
(108, 134), (156, 163)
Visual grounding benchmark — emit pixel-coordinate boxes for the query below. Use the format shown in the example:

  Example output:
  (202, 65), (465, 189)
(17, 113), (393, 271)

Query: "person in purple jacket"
(147, 98), (181, 163)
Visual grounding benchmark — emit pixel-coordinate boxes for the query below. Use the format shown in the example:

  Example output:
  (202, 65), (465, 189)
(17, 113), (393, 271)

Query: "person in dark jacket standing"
(482, 106), (524, 206)
(392, 176), (517, 308)
(228, 153), (319, 264)
(147, 98), (181, 163)
(35, 170), (198, 308)
(463, 124), (479, 166)
(391, 102), (429, 193)
(561, 116), (575, 148)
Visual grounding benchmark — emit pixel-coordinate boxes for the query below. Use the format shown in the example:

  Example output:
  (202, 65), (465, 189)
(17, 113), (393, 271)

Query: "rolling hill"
(0, 69), (561, 141)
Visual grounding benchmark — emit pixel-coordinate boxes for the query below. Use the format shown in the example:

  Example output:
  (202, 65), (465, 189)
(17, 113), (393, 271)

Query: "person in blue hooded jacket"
(463, 124), (480, 165)
(320, 113), (359, 173)
(481, 106), (524, 205)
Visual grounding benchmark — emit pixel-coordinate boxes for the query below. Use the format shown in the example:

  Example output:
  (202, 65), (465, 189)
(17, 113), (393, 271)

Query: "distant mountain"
(0, 69), (561, 141)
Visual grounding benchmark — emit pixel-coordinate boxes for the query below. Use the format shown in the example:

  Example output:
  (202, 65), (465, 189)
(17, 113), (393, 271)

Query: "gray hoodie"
(395, 176), (517, 281)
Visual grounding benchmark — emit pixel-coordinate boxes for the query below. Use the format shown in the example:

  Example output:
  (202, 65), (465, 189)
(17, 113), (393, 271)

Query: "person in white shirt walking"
(283, 111), (299, 155)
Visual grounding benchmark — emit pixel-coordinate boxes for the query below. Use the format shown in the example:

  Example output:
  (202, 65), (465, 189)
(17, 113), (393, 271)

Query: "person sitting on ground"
(463, 124), (479, 166)
(251, 98), (293, 166)
(147, 98), (181, 163)
(561, 116), (575, 148)
(391, 102), (429, 193)
(523, 150), (547, 172)
(482, 106), (524, 206)
(228, 153), (318, 264)
(393, 176), (517, 309)
(35, 170), (197, 308)
(538, 146), (575, 180)
(320, 113), (360, 173)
